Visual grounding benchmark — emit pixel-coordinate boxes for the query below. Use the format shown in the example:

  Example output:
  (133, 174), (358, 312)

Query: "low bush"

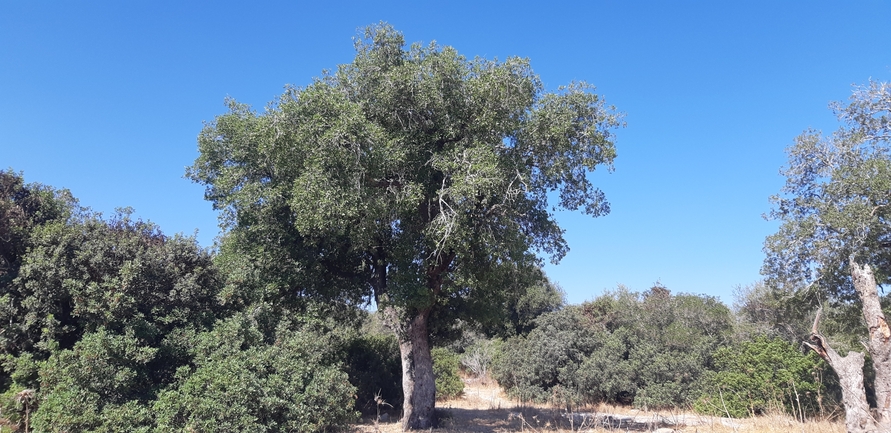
(344, 333), (402, 414)
(432, 347), (464, 400)
(154, 314), (358, 433)
(695, 336), (829, 418)
(30, 329), (157, 432)
(493, 286), (733, 409)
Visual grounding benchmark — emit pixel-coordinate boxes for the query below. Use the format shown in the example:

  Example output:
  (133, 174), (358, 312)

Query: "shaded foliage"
(344, 331), (402, 414)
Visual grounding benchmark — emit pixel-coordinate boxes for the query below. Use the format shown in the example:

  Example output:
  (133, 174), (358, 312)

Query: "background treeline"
(0, 169), (875, 432)
(491, 285), (835, 419)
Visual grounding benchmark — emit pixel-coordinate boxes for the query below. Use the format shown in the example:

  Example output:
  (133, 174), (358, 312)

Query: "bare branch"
(811, 306), (823, 335)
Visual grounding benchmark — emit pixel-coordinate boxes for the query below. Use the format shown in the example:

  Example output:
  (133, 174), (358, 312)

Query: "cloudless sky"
(3, 1), (890, 305)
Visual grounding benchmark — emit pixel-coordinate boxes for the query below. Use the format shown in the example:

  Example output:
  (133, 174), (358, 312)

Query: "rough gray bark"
(804, 308), (877, 433)
(397, 309), (436, 430)
(374, 248), (454, 430)
(849, 259), (891, 431)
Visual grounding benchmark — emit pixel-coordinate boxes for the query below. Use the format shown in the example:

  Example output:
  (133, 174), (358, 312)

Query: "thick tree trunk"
(850, 259), (891, 431)
(373, 247), (454, 430)
(805, 310), (877, 433)
(396, 308), (436, 430)
(803, 257), (891, 433)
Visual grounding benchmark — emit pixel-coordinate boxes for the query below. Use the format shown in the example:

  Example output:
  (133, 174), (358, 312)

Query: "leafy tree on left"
(0, 169), (78, 372)
(1, 171), (365, 432)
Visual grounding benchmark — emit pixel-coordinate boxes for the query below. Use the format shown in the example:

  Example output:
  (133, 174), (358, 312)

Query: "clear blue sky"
(3, 1), (890, 305)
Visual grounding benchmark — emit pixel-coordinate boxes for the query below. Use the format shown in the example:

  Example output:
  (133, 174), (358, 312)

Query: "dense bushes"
(33, 330), (156, 432)
(493, 304), (598, 406)
(344, 331), (402, 414)
(493, 286), (733, 409)
(432, 347), (464, 400)
(154, 314), (358, 433)
(695, 336), (828, 418)
(0, 171), (857, 429)
(0, 172), (379, 432)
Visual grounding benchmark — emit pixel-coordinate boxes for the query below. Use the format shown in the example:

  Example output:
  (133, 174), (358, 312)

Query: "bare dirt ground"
(350, 379), (845, 433)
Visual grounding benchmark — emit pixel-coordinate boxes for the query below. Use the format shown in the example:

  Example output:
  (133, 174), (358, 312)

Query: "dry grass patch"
(351, 380), (845, 433)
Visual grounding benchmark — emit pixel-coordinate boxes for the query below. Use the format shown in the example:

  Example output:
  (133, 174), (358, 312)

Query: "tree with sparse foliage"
(764, 80), (891, 433)
(188, 23), (622, 429)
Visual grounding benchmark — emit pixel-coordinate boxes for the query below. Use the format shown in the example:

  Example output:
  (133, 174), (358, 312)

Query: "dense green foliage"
(186, 23), (622, 427)
(187, 23), (622, 323)
(33, 329), (156, 432)
(0, 170), (75, 289)
(431, 347), (464, 400)
(481, 274), (565, 339)
(153, 313), (357, 433)
(0, 170), (76, 389)
(696, 337), (828, 418)
(493, 286), (732, 410)
(0, 171), (375, 433)
(344, 332), (403, 414)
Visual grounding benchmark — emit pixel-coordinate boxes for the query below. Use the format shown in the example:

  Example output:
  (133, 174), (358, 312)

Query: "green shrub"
(694, 336), (827, 418)
(493, 287), (733, 409)
(344, 333), (402, 414)
(492, 306), (598, 404)
(30, 329), (156, 433)
(154, 314), (358, 433)
(431, 347), (463, 400)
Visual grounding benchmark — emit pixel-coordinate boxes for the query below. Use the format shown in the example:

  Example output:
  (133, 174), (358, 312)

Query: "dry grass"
(350, 379), (845, 433)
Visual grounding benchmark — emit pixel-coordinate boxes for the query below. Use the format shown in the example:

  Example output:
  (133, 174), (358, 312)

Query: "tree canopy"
(188, 23), (623, 429)
(763, 80), (891, 432)
(764, 80), (891, 301)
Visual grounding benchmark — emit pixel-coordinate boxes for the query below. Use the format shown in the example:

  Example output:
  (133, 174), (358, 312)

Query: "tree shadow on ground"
(436, 407), (679, 432)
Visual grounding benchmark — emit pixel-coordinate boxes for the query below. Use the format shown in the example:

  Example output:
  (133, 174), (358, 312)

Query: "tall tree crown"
(764, 80), (891, 301)
(188, 23), (622, 314)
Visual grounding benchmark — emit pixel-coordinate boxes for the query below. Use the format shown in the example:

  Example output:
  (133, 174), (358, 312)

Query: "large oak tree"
(764, 80), (891, 433)
(188, 23), (622, 429)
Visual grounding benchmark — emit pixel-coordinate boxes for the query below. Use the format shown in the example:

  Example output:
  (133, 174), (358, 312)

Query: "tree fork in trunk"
(849, 259), (891, 430)
(397, 308), (436, 430)
(805, 308), (878, 433)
